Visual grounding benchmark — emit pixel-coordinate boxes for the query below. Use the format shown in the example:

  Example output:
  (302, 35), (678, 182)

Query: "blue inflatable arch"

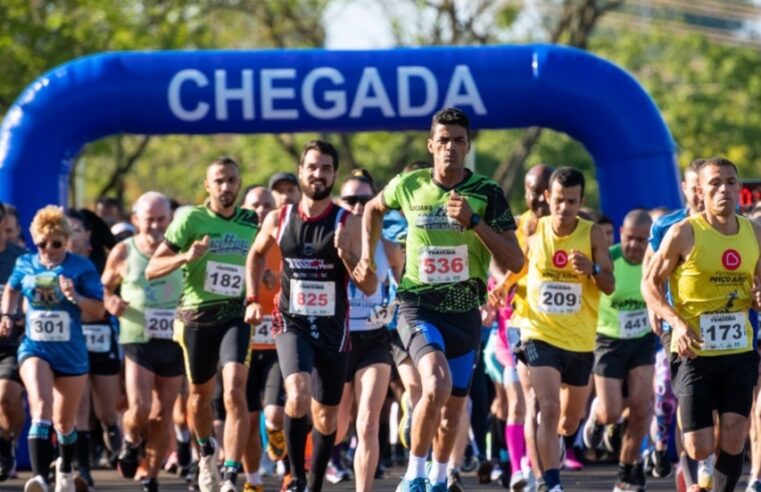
(0, 44), (681, 230)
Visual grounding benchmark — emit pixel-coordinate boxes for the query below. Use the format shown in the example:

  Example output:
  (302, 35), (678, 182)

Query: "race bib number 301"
(204, 261), (244, 297)
(83, 324), (111, 353)
(28, 311), (71, 342)
(618, 309), (650, 339)
(419, 245), (469, 284)
(538, 282), (582, 314)
(252, 315), (275, 345)
(145, 309), (175, 340)
(700, 312), (748, 351)
(289, 280), (335, 316)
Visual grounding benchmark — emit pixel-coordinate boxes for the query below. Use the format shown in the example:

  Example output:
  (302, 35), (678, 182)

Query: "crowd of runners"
(0, 107), (760, 492)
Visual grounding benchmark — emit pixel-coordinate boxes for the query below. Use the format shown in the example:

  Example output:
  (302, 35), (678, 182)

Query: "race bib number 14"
(252, 315), (275, 345)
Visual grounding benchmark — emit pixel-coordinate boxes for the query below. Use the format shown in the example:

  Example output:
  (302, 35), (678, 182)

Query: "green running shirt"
(164, 205), (259, 323)
(382, 169), (516, 312)
(597, 244), (649, 339)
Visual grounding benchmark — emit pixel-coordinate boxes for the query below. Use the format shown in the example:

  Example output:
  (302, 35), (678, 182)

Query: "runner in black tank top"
(277, 201), (351, 352)
(244, 140), (365, 492)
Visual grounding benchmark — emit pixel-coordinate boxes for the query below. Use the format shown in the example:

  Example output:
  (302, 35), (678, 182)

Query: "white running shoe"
(197, 438), (221, 492)
(698, 454), (715, 491)
(54, 458), (75, 492)
(510, 469), (528, 491)
(220, 479), (237, 492)
(24, 475), (48, 492)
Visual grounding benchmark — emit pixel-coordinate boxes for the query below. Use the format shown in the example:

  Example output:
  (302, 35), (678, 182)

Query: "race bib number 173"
(700, 312), (747, 351)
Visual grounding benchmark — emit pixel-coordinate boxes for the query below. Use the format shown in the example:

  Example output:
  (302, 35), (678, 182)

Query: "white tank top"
(348, 242), (390, 331)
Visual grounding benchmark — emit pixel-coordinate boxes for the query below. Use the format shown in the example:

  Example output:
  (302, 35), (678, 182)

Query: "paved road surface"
(0, 464), (753, 491)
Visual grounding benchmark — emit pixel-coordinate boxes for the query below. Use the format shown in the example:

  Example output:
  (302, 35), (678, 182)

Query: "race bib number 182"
(204, 261), (244, 297)
(700, 312), (748, 351)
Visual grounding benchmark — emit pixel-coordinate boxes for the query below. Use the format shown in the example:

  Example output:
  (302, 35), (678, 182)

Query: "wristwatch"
(468, 213), (481, 230)
(591, 263), (601, 276)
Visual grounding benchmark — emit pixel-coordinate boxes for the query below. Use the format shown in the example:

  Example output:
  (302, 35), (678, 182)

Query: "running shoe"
(477, 459), (494, 483)
(197, 438), (221, 492)
(564, 447), (584, 471)
(286, 477), (307, 492)
(396, 477), (429, 492)
(0, 437), (14, 481)
(266, 428), (287, 461)
(398, 391), (413, 449)
(652, 449), (672, 478)
(430, 481), (448, 492)
(54, 458), (76, 492)
(746, 480), (761, 492)
(603, 423), (623, 454)
(243, 483), (265, 492)
(117, 440), (141, 479)
(140, 477), (159, 492)
(220, 479), (238, 492)
(582, 399), (604, 450)
(325, 461), (351, 484)
(447, 469), (465, 492)
(697, 455), (715, 491)
(510, 469), (529, 491)
(25, 475), (49, 492)
(547, 485), (564, 492)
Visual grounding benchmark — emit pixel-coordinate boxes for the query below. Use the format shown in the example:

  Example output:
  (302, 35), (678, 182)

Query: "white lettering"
(215, 69), (254, 121)
(168, 69), (210, 121)
(261, 69), (298, 120)
(302, 68), (346, 119)
(398, 66), (437, 117)
(349, 67), (395, 118)
(443, 65), (487, 115)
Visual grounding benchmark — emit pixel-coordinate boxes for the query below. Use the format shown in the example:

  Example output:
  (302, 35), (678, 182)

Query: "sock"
(543, 468), (560, 488)
(428, 459), (448, 485)
(177, 437), (191, 467)
(284, 415), (309, 481)
(506, 424), (527, 466)
(103, 424), (122, 454)
(75, 431), (91, 473)
(245, 471), (262, 485)
(714, 450), (744, 492)
(563, 433), (576, 456)
(492, 418), (507, 461)
(308, 430), (336, 492)
(57, 429), (78, 473)
(222, 460), (242, 484)
(405, 453), (427, 480)
(197, 436), (215, 457)
(680, 454), (699, 486)
(28, 421), (53, 479)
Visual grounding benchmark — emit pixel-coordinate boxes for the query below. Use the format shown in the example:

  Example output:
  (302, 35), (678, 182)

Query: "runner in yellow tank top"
(522, 167), (614, 492)
(643, 157), (761, 492)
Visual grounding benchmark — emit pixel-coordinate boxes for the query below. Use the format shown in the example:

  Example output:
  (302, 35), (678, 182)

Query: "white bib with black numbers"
(29, 311), (71, 342)
(204, 261), (244, 297)
(144, 308), (175, 340)
(700, 312), (747, 351)
(538, 282), (581, 314)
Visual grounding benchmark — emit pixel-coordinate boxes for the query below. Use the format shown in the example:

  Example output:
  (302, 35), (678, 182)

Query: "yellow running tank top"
(510, 210), (533, 329)
(670, 214), (758, 357)
(524, 216), (599, 352)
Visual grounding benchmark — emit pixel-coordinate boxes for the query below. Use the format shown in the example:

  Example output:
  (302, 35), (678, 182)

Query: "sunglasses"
(35, 240), (64, 250)
(341, 195), (373, 206)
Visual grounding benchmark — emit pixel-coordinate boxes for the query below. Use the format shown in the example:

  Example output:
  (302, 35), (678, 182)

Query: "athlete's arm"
(589, 224), (615, 295)
(381, 238), (404, 282)
(752, 221), (761, 311)
(641, 221), (699, 357)
(245, 209), (278, 325)
(145, 235), (209, 280)
(353, 195), (387, 293)
(0, 285), (21, 337)
(101, 242), (129, 317)
(335, 214), (362, 274)
(641, 245), (664, 335)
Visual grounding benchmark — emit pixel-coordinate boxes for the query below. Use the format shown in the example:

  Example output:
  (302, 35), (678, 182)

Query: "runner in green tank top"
(146, 157), (258, 491)
(581, 209), (655, 492)
(102, 192), (185, 491)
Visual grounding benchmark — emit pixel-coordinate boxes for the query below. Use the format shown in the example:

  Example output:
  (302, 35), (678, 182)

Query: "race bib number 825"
(289, 280), (335, 316)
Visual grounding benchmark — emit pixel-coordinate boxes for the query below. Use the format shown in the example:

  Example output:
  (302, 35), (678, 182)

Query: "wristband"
(245, 295), (259, 306)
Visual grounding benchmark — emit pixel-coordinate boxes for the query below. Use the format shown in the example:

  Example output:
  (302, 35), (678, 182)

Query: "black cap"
(268, 172), (299, 190)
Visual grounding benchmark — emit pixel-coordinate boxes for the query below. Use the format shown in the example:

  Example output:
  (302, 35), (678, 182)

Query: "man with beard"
(102, 192), (184, 492)
(244, 140), (364, 492)
(146, 157), (259, 492)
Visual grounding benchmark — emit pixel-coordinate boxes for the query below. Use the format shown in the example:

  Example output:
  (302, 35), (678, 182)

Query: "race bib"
(618, 309), (650, 339)
(251, 315), (274, 345)
(700, 312), (748, 351)
(289, 280), (335, 316)
(419, 245), (469, 284)
(204, 261), (244, 297)
(144, 308), (175, 340)
(28, 311), (70, 342)
(538, 282), (581, 314)
(82, 324), (111, 353)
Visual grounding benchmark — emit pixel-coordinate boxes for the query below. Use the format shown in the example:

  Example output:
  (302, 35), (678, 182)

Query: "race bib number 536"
(700, 312), (747, 351)
(28, 311), (70, 342)
(289, 280), (335, 316)
(419, 245), (469, 284)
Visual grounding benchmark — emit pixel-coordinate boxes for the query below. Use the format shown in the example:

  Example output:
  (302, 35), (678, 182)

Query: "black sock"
(57, 429), (78, 473)
(28, 423), (53, 479)
(284, 415), (309, 481)
(714, 451), (743, 492)
(177, 439), (191, 468)
(308, 430), (337, 492)
(75, 431), (91, 473)
(103, 424), (122, 454)
(679, 454), (699, 486)
(493, 418), (507, 461)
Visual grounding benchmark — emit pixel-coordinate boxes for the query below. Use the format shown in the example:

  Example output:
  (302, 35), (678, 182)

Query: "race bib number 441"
(700, 312), (748, 351)
(618, 309), (650, 339)
(204, 261), (244, 297)
(289, 280), (335, 317)
(28, 311), (70, 342)
(419, 245), (469, 284)
(538, 282), (581, 314)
